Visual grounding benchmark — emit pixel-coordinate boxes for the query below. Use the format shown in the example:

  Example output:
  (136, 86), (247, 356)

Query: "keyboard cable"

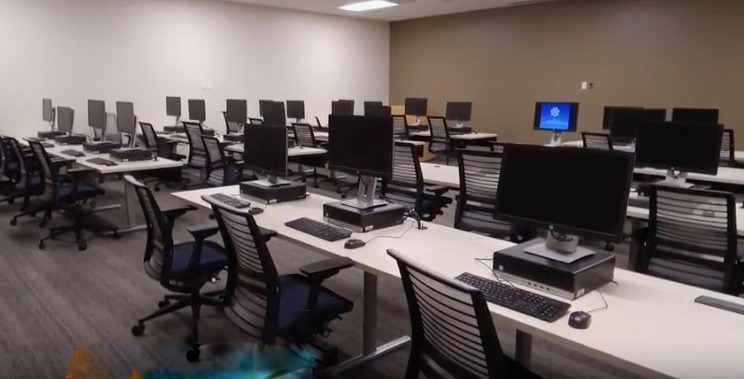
(474, 258), (516, 289)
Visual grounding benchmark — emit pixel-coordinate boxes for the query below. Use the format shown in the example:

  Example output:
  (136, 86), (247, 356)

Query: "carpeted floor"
(0, 167), (643, 378)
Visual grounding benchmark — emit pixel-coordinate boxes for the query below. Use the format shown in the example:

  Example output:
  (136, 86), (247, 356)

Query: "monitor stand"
(252, 175), (291, 188)
(656, 170), (694, 188)
(410, 116), (422, 126)
(548, 132), (563, 146)
(524, 231), (595, 264)
(341, 175), (387, 210)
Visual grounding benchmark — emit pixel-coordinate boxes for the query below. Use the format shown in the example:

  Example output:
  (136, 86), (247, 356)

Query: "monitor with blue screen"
(533, 102), (579, 132)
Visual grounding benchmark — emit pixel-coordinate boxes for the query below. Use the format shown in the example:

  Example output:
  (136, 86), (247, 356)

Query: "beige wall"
(390, 0), (744, 144)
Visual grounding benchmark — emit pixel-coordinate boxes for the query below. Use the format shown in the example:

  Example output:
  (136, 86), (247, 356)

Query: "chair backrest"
(139, 122), (158, 149)
(427, 116), (450, 151)
(292, 123), (316, 147)
(314, 116), (323, 128)
(0, 136), (18, 180)
(720, 129), (735, 166)
(392, 115), (408, 137)
(8, 137), (34, 187)
(388, 250), (509, 379)
(203, 135), (232, 187)
(184, 121), (207, 168)
(644, 186), (739, 294)
(204, 195), (281, 343)
(581, 132), (614, 150)
(124, 176), (176, 286)
(223, 111), (241, 134)
(27, 141), (59, 202)
(455, 149), (512, 238)
(382, 142), (424, 210)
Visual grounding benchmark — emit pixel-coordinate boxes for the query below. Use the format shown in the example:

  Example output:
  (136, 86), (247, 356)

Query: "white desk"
(313, 131), (425, 147)
(171, 186), (744, 379)
(419, 162), (460, 188)
(565, 140), (744, 164)
(224, 144), (327, 158)
(410, 131), (498, 140)
(634, 166), (744, 186)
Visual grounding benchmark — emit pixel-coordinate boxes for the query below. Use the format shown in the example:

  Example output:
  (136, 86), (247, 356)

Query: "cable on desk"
(585, 289), (609, 315)
(474, 258), (516, 289)
(363, 220), (415, 244)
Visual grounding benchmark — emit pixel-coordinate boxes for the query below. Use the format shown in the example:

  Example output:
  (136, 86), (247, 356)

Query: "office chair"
(200, 194), (354, 365)
(184, 121), (209, 177)
(3, 137), (43, 216)
(139, 122), (190, 191)
(581, 132), (614, 150)
(27, 141), (117, 250)
(631, 186), (743, 295)
(455, 149), (535, 243)
(292, 123), (330, 188)
(381, 142), (451, 222)
(392, 115), (409, 138)
(202, 135), (251, 187)
(427, 116), (454, 165)
(0, 136), (21, 188)
(720, 128), (735, 167)
(222, 111), (242, 134)
(125, 176), (227, 349)
(248, 118), (264, 126)
(387, 249), (541, 379)
(314, 116), (325, 129)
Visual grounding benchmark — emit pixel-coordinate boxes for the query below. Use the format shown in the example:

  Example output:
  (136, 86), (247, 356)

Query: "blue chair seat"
(170, 241), (227, 280)
(55, 183), (105, 202)
(277, 274), (354, 334)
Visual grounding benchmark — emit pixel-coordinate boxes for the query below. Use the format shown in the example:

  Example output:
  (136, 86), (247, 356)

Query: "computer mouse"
(568, 311), (592, 329)
(248, 207), (264, 215)
(344, 238), (366, 249)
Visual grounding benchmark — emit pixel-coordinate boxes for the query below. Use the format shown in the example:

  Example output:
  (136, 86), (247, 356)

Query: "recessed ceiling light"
(340, 1), (399, 12)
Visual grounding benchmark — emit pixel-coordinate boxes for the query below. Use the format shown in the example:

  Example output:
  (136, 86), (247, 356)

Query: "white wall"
(0, 0), (390, 136)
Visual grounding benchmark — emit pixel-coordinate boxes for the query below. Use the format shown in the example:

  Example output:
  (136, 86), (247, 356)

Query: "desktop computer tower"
(323, 202), (406, 233)
(38, 130), (67, 139)
(54, 135), (87, 145)
(110, 148), (153, 162)
(223, 133), (243, 143)
(240, 181), (307, 204)
(83, 141), (120, 153)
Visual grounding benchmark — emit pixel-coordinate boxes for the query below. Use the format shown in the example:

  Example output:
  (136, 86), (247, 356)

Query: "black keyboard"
(211, 193), (252, 209)
(456, 272), (571, 322)
(61, 149), (85, 157)
(285, 217), (352, 242)
(87, 158), (118, 166)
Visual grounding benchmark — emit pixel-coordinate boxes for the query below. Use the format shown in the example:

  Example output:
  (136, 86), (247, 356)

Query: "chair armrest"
(51, 158), (76, 167)
(424, 185), (450, 196)
(187, 222), (220, 241)
(67, 167), (96, 175)
(299, 257), (354, 282)
(162, 205), (197, 223)
(258, 226), (278, 242)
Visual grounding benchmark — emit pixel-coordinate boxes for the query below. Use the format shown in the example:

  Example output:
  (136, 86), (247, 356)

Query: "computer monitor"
(116, 101), (137, 146)
(635, 121), (723, 183)
(610, 108), (665, 143)
(671, 108), (719, 124)
(494, 144), (634, 257)
(602, 106), (642, 130)
(259, 99), (273, 117)
(364, 101), (383, 116)
(87, 100), (106, 130)
(262, 101), (287, 127)
(446, 102), (473, 124)
(57, 107), (74, 134)
(643, 108), (667, 123)
(243, 125), (288, 186)
(188, 99), (206, 122)
(404, 98), (427, 117)
(166, 96), (181, 117)
(365, 105), (391, 117)
(226, 99), (247, 124)
(42, 98), (55, 127)
(332, 100), (354, 116)
(329, 115), (394, 209)
(286, 100), (305, 120)
(533, 101), (578, 145)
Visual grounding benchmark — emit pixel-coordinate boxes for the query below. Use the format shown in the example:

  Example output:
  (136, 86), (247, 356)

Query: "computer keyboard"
(61, 149), (85, 157)
(285, 217), (352, 242)
(210, 193), (252, 209)
(86, 158), (118, 166)
(456, 272), (571, 322)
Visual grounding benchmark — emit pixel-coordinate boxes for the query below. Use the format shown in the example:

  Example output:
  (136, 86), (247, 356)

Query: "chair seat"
(277, 274), (353, 334)
(169, 241), (228, 280)
(56, 183), (105, 202)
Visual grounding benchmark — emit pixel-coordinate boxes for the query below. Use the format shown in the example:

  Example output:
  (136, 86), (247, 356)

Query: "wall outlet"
(581, 81), (594, 90)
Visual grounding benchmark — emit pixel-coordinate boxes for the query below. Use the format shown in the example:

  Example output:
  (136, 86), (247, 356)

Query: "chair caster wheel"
(158, 299), (170, 308)
(186, 346), (200, 362)
(10, 219), (17, 226)
(154, 186), (160, 192)
(38, 241), (46, 250)
(604, 242), (615, 252)
(39, 221), (47, 228)
(131, 323), (145, 336)
(185, 333), (198, 345)
(78, 241), (87, 251)
(112, 232), (121, 239)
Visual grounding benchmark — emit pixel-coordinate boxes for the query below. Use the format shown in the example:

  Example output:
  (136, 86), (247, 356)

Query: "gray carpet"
(0, 169), (643, 378)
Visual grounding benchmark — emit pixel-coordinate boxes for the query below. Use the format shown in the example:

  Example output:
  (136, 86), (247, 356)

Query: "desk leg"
(328, 272), (410, 373)
(102, 176), (146, 235)
(627, 219), (643, 270)
(515, 330), (532, 368)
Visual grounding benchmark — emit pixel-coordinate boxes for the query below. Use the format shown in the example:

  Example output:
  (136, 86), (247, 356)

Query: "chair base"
(38, 209), (119, 251)
(132, 291), (223, 347)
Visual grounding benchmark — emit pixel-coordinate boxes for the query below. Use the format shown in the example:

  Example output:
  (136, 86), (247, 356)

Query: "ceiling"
(217, 0), (553, 22)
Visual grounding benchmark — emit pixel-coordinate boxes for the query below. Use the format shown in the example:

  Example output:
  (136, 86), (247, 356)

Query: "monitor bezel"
(405, 98), (428, 117)
(87, 99), (106, 129)
(446, 101), (473, 122)
(286, 100), (305, 119)
(532, 102), (579, 132)
(328, 115), (394, 180)
(166, 96), (181, 117)
(242, 124), (288, 178)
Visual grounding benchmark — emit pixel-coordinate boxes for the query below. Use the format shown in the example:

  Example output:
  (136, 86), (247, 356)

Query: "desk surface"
(224, 144), (327, 157)
(312, 131), (425, 147)
(564, 140), (744, 163)
(410, 131), (498, 140)
(172, 185), (744, 379)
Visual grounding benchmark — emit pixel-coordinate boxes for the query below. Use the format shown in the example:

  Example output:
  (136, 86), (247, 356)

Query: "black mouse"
(248, 208), (264, 215)
(568, 311), (591, 329)
(344, 239), (366, 249)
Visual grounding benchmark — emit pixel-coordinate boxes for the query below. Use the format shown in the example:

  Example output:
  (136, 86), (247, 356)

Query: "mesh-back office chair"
(184, 121), (209, 177)
(202, 195), (354, 364)
(125, 176), (227, 354)
(3, 137), (43, 214)
(382, 142), (451, 222)
(222, 111), (242, 134)
(721, 129), (735, 166)
(139, 122), (190, 191)
(202, 136), (248, 187)
(393, 115), (409, 138)
(427, 116), (454, 165)
(292, 123), (330, 188)
(0, 136), (20, 186)
(387, 250), (541, 379)
(455, 149), (534, 243)
(632, 186), (743, 295)
(27, 141), (116, 251)
(581, 132), (614, 150)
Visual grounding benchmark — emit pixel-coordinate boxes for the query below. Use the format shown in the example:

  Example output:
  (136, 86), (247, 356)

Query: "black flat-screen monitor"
(42, 98), (54, 122)
(635, 121), (723, 175)
(366, 105), (391, 117)
(609, 108), (661, 141)
(533, 102), (579, 132)
(57, 107), (74, 133)
(258, 100), (273, 117)
(446, 102), (473, 122)
(332, 100), (354, 116)
(226, 99), (247, 124)
(602, 106), (643, 130)
(286, 100), (305, 119)
(243, 125), (287, 178)
(364, 101), (383, 116)
(263, 101), (286, 127)
(116, 101), (136, 135)
(87, 100), (106, 129)
(643, 108), (667, 123)
(671, 108), (719, 124)
(188, 99), (206, 122)
(166, 97), (181, 117)
(328, 115), (394, 180)
(405, 98), (428, 117)
(495, 145), (634, 240)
